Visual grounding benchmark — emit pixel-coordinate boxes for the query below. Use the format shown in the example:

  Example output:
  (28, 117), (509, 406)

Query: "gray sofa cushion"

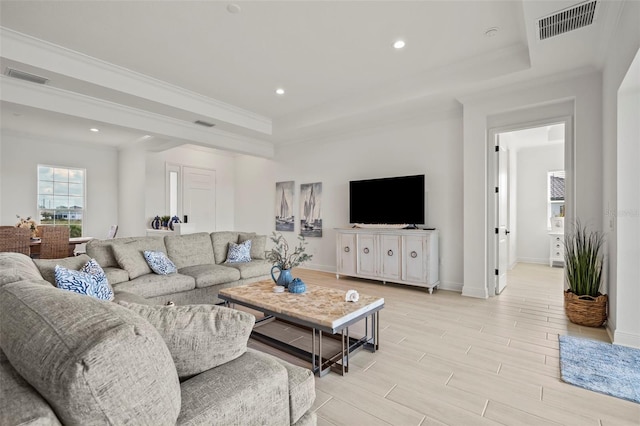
(113, 290), (156, 305)
(0, 252), (44, 287)
(177, 350), (290, 425)
(118, 302), (255, 379)
(112, 272), (195, 298)
(112, 237), (166, 279)
(85, 237), (138, 268)
(239, 232), (267, 260)
(211, 231), (240, 264)
(103, 266), (130, 284)
(33, 254), (91, 286)
(0, 281), (181, 425)
(165, 233), (216, 268)
(178, 264), (241, 288)
(0, 350), (62, 425)
(226, 259), (272, 279)
(271, 353), (316, 424)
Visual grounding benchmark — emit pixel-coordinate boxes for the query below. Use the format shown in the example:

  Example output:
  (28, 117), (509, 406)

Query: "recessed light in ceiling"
(90, 128), (99, 132)
(484, 27), (499, 37)
(393, 40), (406, 49)
(275, 88), (285, 95)
(227, 3), (241, 14)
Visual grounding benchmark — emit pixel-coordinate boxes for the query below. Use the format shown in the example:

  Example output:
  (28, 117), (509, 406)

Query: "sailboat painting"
(300, 182), (322, 237)
(275, 181), (295, 232)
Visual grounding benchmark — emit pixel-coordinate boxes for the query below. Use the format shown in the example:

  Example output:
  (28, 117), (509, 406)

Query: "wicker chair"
(39, 226), (70, 259)
(0, 227), (31, 255)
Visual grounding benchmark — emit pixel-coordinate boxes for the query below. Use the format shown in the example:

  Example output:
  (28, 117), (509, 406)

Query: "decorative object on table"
(275, 181), (295, 232)
(345, 289), (360, 302)
(272, 286), (285, 293)
(551, 216), (564, 230)
(169, 215), (181, 231)
(564, 220), (607, 327)
(559, 335), (640, 404)
(165, 301), (175, 307)
(15, 214), (37, 238)
(160, 215), (171, 230)
(299, 182), (322, 238)
(267, 231), (313, 287)
(288, 277), (306, 294)
(151, 216), (161, 230)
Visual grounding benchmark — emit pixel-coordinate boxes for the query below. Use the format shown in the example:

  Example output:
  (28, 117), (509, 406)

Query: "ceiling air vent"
(194, 120), (215, 128)
(537, 0), (597, 41)
(4, 67), (49, 85)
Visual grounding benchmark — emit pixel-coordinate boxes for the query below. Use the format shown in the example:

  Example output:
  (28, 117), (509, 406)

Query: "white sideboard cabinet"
(335, 228), (440, 293)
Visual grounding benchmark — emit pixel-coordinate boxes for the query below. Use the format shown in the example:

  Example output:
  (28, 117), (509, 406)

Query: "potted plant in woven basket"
(564, 221), (607, 327)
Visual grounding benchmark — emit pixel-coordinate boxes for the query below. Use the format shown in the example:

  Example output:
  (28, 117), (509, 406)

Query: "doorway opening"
(488, 118), (572, 296)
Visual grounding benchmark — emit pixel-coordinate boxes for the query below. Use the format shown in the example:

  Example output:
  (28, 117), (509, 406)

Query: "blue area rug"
(559, 335), (640, 404)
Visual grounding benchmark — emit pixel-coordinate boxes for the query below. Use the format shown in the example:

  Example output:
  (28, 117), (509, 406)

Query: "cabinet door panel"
(380, 235), (401, 280)
(402, 235), (427, 283)
(357, 234), (377, 276)
(337, 233), (357, 275)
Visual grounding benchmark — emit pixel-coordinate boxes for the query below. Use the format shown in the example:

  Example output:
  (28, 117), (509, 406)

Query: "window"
(548, 170), (565, 228)
(37, 165), (85, 237)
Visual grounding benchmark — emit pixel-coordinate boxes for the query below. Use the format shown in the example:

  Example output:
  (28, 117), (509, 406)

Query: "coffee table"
(218, 281), (384, 377)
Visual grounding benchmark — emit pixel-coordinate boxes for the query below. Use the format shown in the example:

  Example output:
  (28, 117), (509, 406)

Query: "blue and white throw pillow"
(55, 260), (114, 301)
(80, 258), (114, 301)
(225, 240), (252, 263)
(144, 250), (177, 275)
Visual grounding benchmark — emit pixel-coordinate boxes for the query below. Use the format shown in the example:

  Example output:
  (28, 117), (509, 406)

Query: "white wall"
(461, 72), (602, 298)
(602, 0), (640, 348)
(515, 144), (564, 264)
(145, 145), (238, 233)
(235, 114), (465, 291)
(0, 130), (118, 238)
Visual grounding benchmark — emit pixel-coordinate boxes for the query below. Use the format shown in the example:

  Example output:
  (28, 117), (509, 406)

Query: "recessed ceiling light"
(485, 27), (499, 37)
(393, 40), (406, 49)
(227, 3), (241, 14)
(275, 88), (285, 95)
(90, 128), (99, 132)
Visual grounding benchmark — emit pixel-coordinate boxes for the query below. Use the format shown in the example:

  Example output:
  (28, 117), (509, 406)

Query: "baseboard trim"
(461, 284), (489, 299)
(517, 257), (549, 265)
(439, 281), (463, 293)
(613, 329), (640, 349)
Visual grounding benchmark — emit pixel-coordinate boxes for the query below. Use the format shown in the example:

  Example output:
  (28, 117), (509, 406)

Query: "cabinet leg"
(428, 287), (433, 294)
(336, 274), (340, 279)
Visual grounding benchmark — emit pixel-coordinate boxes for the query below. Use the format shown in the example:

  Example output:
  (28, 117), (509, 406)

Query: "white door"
(496, 145), (509, 294)
(380, 234), (401, 281)
(183, 167), (216, 233)
(357, 234), (377, 277)
(336, 233), (357, 276)
(402, 235), (426, 284)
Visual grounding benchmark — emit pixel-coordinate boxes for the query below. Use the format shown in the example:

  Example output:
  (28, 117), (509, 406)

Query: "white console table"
(335, 228), (440, 293)
(549, 232), (564, 267)
(146, 223), (197, 237)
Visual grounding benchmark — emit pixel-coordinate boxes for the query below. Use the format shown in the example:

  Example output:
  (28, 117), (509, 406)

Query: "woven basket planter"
(564, 291), (608, 327)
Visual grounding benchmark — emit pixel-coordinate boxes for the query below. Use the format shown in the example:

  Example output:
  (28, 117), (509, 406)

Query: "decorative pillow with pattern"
(143, 250), (177, 275)
(80, 258), (114, 301)
(54, 264), (113, 301)
(225, 240), (252, 263)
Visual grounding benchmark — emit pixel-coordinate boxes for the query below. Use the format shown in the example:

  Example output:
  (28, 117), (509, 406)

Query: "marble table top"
(218, 280), (384, 333)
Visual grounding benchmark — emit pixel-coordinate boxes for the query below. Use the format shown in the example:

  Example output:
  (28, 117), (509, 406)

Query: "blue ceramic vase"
(271, 265), (293, 288)
(288, 278), (306, 294)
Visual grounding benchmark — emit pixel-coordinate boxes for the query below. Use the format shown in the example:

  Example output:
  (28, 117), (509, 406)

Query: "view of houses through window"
(548, 170), (565, 228)
(37, 165), (85, 237)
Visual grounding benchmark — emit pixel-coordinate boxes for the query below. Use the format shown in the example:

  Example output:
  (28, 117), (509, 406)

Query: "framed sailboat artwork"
(275, 181), (295, 232)
(300, 182), (322, 237)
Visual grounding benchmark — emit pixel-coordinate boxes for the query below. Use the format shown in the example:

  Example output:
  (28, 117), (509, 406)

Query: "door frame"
(486, 115), (575, 296)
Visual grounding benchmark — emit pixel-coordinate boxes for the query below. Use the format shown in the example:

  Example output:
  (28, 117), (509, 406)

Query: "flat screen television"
(349, 174), (425, 225)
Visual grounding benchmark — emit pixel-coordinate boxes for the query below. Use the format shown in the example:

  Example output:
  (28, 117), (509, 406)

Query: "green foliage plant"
(564, 221), (604, 297)
(267, 231), (313, 270)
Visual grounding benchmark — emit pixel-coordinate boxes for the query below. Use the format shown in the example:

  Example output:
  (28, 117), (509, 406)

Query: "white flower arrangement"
(15, 214), (37, 236)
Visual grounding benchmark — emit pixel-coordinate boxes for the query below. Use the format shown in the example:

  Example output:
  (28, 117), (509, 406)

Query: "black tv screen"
(349, 175), (425, 225)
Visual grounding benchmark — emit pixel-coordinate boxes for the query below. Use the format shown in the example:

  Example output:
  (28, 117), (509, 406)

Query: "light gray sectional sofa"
(0, 252), (316, 425)
(85, 231), (272, 305)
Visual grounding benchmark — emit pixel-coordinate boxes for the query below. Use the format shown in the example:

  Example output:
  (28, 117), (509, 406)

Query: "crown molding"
(0, 27), (272, 135)
(0, 75), (275, 158)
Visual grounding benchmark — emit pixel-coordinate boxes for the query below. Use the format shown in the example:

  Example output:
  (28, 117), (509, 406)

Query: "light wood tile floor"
(248, 263), (640, 425)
